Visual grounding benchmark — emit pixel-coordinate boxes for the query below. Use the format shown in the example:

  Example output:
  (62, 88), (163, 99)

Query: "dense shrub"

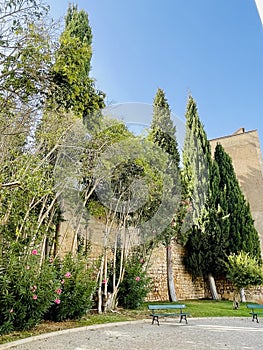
(118, 253), (151, 309)
(44, 253), (96, 321)
(0, 246), (59, 334)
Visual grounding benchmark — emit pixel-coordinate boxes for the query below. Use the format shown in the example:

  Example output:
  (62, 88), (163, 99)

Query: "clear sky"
(46, 0), (263, 147)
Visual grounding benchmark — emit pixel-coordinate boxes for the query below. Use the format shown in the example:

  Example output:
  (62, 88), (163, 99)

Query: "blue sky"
(46, 0), (263, 147)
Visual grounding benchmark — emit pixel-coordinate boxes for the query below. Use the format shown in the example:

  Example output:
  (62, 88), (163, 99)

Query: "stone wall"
(146, 242), (205, 301)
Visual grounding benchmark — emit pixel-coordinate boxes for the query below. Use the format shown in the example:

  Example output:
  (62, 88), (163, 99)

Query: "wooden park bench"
(247, 304), (263, 323)
(148, 304), (189, 325)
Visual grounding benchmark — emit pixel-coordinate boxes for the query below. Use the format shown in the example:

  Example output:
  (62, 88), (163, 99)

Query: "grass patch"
(177, 299), (250, 318)
(0, 300), (257, 345)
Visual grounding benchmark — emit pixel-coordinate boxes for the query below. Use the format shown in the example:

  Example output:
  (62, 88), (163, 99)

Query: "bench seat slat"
(150, 313), (189, 316)
(148, 304), (186, 310)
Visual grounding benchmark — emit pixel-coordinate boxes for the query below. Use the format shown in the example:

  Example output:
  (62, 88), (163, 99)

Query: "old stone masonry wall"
(146, 242), (205, 301)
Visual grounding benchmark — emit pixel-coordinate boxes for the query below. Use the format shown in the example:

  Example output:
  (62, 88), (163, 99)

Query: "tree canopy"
(50, 4), (105, 125)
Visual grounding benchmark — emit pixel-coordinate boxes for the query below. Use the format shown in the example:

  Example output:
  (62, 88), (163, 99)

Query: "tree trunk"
(233, 290), (240, 309)
(166, 245), (177, 302)
(207, 273), (219, 300)
(97, 255), (105, 314)
(240, 288), (246, 302)
(103, 289), (118, 311)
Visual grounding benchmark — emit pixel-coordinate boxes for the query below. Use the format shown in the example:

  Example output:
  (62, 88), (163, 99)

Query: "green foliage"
(182, 96), (214, 278)
(0, 245), (59, 334)
(0, 0), (53, 155)
(149, 89), (181, 244)
(214, 144), (261, 260)
(0, 152), (55, 247)
(85, 119), (167, 229)
(225, 251), (263, 290)
(44, 253), (96, 321)
(118, 252), (152, 309)
(184, 142), (262, 281)
(184, 161), (229, 278)
(50, 4), (105, 124)
(181, 96), (211, 224)
(150, 88), (180, 165)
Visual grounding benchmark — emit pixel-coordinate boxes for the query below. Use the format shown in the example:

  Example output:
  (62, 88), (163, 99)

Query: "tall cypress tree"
(184, 161), (224, 279)
(182, 96), (222, 298)
(181, 96), (211, 224)
(184, 142), (261, 300)
(50, 4), (105, 125)
(214, 143), (261, 260)
(150, 88), (181, 301)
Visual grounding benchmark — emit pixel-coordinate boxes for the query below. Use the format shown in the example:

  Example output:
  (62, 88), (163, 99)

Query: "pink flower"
(61, 279), (65, 284)
(10, 308), (13, 313)
(135, 276), (140, 282)
(26, 265), (30, 270)
(30, 285), (37, 293)
(102, 279), (107, 284)
(32, 294), (38, 300)
(49, 258), (54, 263)
(31, 249), (37, 255)
(55, 288), (62, 295)
(139, 258), (144, 264)
(54, 298), (61, 304)
(64, 272), (71, 278)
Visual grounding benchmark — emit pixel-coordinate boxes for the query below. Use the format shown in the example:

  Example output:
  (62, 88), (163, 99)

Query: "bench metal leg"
(252, 314), (259, 323)
(152, 315), (159, 326)
(179, 314), (188, 324)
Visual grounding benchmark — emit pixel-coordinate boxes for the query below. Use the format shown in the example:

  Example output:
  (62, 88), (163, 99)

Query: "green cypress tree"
(149, 88), (181, 301)
(181, 96), (211, 224)
(184, 143), (261, 300)
(184, 161), (225, 279)
(182, 96), (222, 298)
(50, 4), (105, 125)
(214, 143), (261, 260)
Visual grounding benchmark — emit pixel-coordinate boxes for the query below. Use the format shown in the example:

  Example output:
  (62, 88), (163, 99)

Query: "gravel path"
(1, 317), (263, 350)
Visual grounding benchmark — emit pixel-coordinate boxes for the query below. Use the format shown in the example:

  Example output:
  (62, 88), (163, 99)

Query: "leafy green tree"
(225, 251), (263, 307)
(88, 123), (165, 312)
(0, 0), (53, 170)
(0, 1), (59, 257)
(49, 4), (105, 126)
(37, 4), (106, 258)
(149, 88), (181, 301)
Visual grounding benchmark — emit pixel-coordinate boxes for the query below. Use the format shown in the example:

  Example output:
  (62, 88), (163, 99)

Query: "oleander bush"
(118, 252), (152, 309)
(44, 253), (96, 322)
(0, 245), (59, 334)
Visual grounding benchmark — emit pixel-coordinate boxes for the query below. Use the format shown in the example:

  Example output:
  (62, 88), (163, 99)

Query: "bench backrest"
(247, 304), (263, 309)
(148, 304), (186, 310)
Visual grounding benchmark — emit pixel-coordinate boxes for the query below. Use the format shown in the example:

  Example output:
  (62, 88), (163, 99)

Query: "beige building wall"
(210, 128), (263, 255)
